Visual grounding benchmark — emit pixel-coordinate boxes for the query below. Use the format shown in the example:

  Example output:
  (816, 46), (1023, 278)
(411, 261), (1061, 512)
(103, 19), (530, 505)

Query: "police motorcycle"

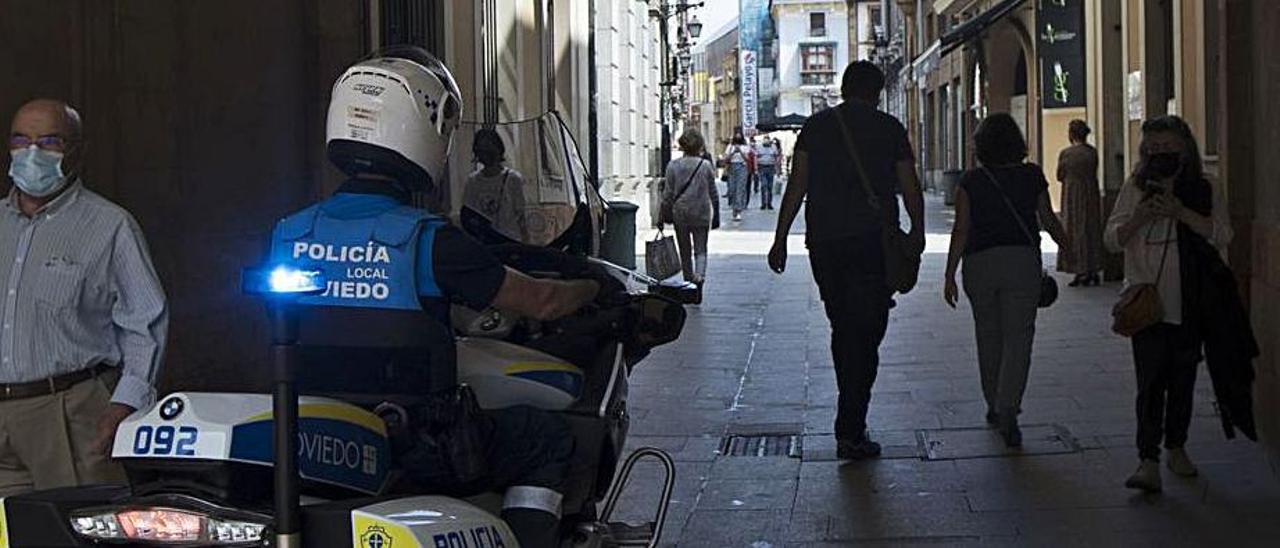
(0, 49), (689, 547)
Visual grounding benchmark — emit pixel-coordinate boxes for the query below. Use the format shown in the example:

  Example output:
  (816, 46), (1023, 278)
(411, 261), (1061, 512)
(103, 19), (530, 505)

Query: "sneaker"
(836, 438), (882, 460)
(1125, 460), (1163, 493)
(732, 212), (743, 222)
(1166, 448), (1199, 477)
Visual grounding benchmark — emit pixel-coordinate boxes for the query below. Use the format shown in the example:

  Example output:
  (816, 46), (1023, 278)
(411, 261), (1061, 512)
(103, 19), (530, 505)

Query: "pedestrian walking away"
(755, 137), (780, 210)
(661, 129), (720, 295)
(1057, 120), (1104, 287)
(943, 113), (1069, 448)
(0, 99), (169, 497)
(722, 134), (752, 222)
(1105, 115), (1250, 494)
(768, 61), (925, 460)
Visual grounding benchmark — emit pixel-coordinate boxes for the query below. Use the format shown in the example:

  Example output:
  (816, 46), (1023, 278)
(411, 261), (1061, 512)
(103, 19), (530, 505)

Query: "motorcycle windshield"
(456, 111), (603, 252)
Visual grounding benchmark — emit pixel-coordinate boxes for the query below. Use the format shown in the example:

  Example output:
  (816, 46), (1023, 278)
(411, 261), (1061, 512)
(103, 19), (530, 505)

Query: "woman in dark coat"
(1056, 120), (1103, 286)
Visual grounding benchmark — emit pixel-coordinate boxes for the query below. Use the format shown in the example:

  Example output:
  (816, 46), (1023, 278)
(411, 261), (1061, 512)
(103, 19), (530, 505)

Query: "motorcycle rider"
(268, 46), (595, 548)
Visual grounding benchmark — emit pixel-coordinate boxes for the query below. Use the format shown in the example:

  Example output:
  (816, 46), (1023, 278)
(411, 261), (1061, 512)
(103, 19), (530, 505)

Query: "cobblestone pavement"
(614, 192), (1280, 547)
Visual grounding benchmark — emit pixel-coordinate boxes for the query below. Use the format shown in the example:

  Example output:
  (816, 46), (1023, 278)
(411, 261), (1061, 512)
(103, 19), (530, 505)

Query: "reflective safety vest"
(270, 202), (444, 310)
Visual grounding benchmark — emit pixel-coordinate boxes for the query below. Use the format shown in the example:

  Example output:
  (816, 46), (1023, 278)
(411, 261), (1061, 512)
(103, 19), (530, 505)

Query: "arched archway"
(977, 15), (1038, 160)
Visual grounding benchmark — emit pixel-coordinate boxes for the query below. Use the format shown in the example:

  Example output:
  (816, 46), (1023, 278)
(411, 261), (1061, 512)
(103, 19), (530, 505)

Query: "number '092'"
(132, 425), (199, 456)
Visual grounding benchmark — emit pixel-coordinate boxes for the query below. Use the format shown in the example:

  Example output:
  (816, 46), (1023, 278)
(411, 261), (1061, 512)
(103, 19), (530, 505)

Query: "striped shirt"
(0, 182), (168, 410)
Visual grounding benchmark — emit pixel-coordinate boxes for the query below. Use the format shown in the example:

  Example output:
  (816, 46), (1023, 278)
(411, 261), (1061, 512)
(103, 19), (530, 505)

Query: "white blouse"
(1104, 178), (1232, 325)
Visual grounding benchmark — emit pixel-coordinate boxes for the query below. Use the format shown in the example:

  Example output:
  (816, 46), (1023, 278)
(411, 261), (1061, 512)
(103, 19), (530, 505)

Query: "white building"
(593, 0), (664, 198)
(772, 1), (852, 117)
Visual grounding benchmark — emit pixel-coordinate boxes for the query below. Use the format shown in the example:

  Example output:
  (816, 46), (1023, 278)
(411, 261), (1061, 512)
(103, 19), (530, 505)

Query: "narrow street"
(615, 193), (1280, 546)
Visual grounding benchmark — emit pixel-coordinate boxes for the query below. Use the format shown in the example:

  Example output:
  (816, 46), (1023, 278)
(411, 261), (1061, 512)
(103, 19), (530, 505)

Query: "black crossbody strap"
(978, 167), (1038, 246)
(672, 159), (704, 204)
(832, 108), (884, 214)
(1147, 220), (1173, 284)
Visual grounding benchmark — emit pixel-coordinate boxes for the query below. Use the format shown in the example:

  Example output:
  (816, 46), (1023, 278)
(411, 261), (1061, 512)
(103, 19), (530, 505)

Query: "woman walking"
(1057, 120), (1104, 286)
(722, 133), (752, 222)
(1105, 116), (1235, 493)
(944, 114), (1068, 447)
(662, 129), (720, 287)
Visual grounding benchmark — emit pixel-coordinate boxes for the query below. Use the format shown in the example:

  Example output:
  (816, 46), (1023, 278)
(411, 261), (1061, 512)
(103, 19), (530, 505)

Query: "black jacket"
(1181, 226), (1259, 441)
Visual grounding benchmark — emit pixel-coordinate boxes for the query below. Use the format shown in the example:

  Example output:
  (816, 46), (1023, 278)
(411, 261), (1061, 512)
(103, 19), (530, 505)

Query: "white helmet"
(326, 46), (463, 191)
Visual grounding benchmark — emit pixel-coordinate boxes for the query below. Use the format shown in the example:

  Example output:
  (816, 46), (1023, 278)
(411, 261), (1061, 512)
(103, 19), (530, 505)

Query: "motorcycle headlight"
(70, 507), (267, 545)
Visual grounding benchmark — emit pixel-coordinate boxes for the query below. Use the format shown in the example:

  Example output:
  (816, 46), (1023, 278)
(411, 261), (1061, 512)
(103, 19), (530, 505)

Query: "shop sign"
(740, 0), (772, 131)
(1039, 0), (1086, 108)
(741, 49), (759, 136)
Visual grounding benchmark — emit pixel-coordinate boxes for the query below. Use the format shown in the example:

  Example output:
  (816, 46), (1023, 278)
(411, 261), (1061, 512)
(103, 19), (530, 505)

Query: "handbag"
(978, 168), (1058, 308)
(659, 160), (705, 225)
(1112, 222), (1172, 336)
(645, 229), (682, 280)
(832, 111), (923, 294)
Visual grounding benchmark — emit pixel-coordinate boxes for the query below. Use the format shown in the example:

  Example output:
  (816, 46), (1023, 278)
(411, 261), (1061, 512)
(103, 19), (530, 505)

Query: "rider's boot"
(503, 486), (564, 548)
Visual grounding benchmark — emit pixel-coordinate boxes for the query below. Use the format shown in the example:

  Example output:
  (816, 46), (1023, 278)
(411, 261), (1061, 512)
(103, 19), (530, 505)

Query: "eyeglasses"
(8, 134), (74, 152)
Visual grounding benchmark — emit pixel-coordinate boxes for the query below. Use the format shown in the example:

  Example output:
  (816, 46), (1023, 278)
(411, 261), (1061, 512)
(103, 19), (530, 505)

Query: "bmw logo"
(159, 397), (184, 420)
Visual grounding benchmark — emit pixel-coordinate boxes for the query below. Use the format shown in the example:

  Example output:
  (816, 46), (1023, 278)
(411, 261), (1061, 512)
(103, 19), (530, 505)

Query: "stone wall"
(1246, 0), (1280, 475)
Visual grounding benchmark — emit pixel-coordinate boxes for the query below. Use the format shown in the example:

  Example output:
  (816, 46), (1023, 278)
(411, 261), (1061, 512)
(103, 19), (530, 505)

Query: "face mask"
(8, 146), (69, 197)
(1146, 152), (1182, 179)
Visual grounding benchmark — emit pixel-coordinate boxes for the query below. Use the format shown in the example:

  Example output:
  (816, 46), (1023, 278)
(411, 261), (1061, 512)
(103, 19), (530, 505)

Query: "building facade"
(772, 1), (852, 117)
(591, 0), (665, 198)
(702, 17), (742, 146)
(0, 0), (671, 389)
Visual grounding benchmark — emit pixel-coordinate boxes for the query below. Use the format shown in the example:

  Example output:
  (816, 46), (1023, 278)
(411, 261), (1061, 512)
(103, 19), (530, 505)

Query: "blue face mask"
(8, 146), (69, 198)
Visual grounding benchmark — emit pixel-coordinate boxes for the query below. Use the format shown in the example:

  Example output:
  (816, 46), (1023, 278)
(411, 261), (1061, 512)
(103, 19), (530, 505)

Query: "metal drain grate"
(918, 424), (1080, 460)
(719, 434), (803, 458)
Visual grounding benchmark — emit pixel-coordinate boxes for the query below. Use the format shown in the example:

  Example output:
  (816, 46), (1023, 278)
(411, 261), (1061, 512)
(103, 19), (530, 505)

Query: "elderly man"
(0, 99), (167, 496)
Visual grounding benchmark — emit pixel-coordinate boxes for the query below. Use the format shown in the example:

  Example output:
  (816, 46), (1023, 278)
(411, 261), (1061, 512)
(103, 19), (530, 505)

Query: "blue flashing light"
(242, 266), (326, 297)
(269, 266), (324, 294)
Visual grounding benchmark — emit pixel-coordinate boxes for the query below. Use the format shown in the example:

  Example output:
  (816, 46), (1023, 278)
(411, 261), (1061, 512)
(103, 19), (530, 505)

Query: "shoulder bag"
(659, 159), (705, 225)
(1111, 222), (1172, 337)
(832, 111), (923, 294)
(978, 167), (1058, 308)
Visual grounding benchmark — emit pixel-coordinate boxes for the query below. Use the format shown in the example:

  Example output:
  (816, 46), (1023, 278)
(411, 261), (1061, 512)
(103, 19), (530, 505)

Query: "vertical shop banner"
(1038, 0), (1086, 108)
(740, 0), (770, 134)
(741, 50), (759, 135)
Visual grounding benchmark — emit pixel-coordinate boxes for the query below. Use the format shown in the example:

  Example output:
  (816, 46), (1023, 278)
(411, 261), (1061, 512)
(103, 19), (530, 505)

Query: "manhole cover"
(720, 434), (803, 458)
(918, 424), (1079, 460)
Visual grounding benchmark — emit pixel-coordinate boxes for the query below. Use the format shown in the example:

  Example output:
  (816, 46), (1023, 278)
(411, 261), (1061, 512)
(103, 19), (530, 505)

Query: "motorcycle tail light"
(70, 507), (267, 545)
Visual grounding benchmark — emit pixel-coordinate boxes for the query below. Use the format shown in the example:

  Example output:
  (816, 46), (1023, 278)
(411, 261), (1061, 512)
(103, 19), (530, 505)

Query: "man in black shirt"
(768, 61), (925, 459)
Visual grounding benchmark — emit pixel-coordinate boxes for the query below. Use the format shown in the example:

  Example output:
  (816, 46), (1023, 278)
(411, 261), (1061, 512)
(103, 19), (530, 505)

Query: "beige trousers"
(0, 371), (126, 497)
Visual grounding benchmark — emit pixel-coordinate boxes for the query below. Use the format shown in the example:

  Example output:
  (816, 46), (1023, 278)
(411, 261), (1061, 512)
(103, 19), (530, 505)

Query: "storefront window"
(972, 62), (987, 119)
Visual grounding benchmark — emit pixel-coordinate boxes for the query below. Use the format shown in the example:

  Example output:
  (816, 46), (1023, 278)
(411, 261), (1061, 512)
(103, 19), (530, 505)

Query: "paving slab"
(609, 195), (1280, 546)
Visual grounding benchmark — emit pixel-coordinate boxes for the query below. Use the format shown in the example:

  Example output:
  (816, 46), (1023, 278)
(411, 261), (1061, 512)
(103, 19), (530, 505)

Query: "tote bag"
(645, 229), (681, 280)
